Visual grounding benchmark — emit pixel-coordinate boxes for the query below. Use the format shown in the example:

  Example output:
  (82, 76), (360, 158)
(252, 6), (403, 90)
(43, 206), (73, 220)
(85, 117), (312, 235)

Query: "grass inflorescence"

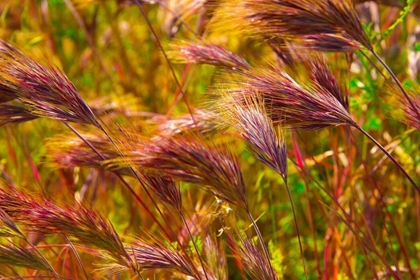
(0, 0), (419, 279)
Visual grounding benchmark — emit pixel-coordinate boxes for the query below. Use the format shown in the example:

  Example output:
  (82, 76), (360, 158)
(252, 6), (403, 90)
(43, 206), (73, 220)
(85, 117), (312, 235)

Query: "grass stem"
(371, 51), (420, 122)
(180, 212), (208, 280)
(283, 179), (308, 280)
(23, 237), (62, 280)
(63, 123), (173, 241)
(245, 210), (276, 278)
(357, 126), (419, 193)
(63, 236), (89, 280)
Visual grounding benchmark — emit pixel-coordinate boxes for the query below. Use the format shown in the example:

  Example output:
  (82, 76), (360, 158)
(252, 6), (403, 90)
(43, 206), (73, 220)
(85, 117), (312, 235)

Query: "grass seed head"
(221, 95), (288, 179)
(226, 231), (278, 280)
(0, 41), (100, 126)
(46, 133), (120, 169)
(219, 64), (355, 130)
(308, 55), (349, 110)
(239, 238), (279, 280)
(154, 109), (218, 137)
(386, 83), (420, 131)
(213, 0), (371, 52)
(169, 42), (250, 71)
(0, 104), (38, 126)
(109, 134), (248, 208)
(0, 187), (138, 273)
(143, 135), (248, 208)
(144, 175), (183, 211)
(0, 208), (24, 238)
(0, 244), (52, 271)
(129, 238), (198, 277)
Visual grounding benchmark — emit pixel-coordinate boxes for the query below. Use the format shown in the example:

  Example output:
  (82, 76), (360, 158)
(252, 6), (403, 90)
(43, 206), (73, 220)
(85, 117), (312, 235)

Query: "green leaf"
(189, 236), (203, 253)
(414, 42), (420, 52)
(27, 36), (44, 46)
(362, 115), (382, 131)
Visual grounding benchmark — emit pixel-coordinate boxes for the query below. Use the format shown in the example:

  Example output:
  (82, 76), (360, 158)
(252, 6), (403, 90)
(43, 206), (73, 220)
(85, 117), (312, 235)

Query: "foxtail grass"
(0, 1), (419, 279)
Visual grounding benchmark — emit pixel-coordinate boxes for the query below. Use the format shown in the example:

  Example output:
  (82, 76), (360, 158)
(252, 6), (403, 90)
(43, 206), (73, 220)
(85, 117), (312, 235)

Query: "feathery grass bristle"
(0, 1), (418, 279)
(216, 63), (355, 130)
(212, 0), (372, 52)
(386, 83), (420, 131)
(144, 175), (183, 211)
(0, 41), (100, 126)
(0, 244), (52, 272)
(0, 186), (138, 273)
(129, 238), (197, 277)
(226, 230), (278, 280)
(219, 94), (288, 179)
(0, 104), (38, 126)
(169, 41), (250, 71)
(0, 208), (24, 238)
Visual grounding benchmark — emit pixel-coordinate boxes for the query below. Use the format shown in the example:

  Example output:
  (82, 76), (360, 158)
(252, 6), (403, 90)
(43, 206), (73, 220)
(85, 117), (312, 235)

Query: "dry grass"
(0, 0), (419, 279)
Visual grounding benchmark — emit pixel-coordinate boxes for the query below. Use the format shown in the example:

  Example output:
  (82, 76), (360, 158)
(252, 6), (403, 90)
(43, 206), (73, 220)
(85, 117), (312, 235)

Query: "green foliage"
(376, 0), (414, 47)
(268, 240), (285, 278)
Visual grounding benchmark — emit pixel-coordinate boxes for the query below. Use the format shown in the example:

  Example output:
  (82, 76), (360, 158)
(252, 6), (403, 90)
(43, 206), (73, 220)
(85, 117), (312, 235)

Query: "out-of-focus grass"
(0, 0), (418, 279)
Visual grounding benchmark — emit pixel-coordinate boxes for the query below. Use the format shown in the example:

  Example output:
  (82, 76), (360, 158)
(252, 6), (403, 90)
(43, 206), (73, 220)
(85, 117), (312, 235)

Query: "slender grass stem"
(95, 125), (206, 276)
(135, 271), (145, 280)
(291, 131), (321, 277)
(97, 125), (178, 232)
(245, 210), (276, 278)
(65, 121), (206, 277)
(371, 51), (420, 122)
(292, 131), (402, 279)
(63, 236), (89, 280)
(283, 179), (308, 280)
(63, 0), (112, 82)
(23, 237), (62, 280)
(351, 132), (415, 279)
(356, 126), (420, 193)
(154, 1), (197, 36)
(64, 123), (204, 277)
(180, 211), (208, 280)
(63, 123), (173, 240)
(133, 0), (197, 125)
(359, 50), (386, 79)
(347, 128), (409, 278)
(290, 158), (400, 279)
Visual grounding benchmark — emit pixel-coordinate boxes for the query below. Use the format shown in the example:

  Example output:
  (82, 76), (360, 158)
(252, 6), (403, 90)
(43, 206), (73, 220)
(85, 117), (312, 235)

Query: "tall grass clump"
(0, 0), (419, 279)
